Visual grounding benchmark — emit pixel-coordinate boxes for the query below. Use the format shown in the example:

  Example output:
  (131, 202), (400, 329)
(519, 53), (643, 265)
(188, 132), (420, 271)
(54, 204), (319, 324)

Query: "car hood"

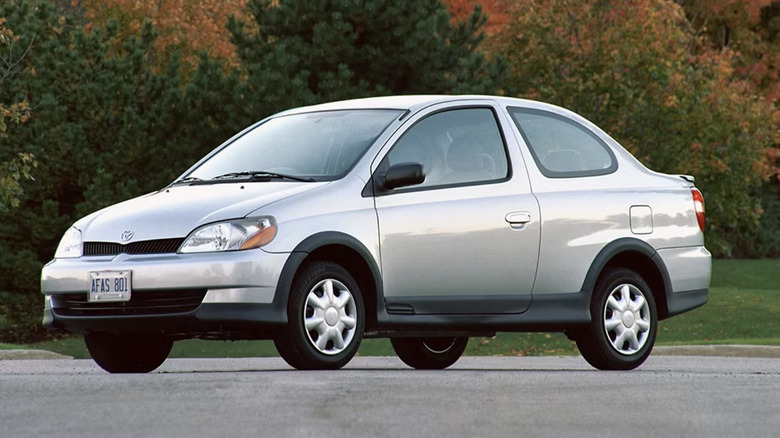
(74, 182), (326, 243)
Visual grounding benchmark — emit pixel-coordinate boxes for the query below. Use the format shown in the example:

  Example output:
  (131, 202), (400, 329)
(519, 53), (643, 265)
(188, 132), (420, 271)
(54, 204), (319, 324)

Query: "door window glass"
(381, 108), (509, 190)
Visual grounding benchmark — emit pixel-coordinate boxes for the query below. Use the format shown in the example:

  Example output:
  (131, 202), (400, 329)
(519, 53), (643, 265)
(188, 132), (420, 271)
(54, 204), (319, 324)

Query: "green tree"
(0, 1), (200, 340)
(0, 17), (36, 212)
(77, 0), (250, 76)
(168, 0), (511, 183)
(676, 0), (780, 256)
(0, 0), (506, 340)
(224, 0), (507, 121)
(497, 0), (778, 256)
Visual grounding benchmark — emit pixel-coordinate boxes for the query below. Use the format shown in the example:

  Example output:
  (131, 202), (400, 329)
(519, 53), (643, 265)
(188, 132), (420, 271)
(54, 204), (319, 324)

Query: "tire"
(274, 261), (365, 370)
(391, 337), (468, 370)
(84, 332), (172, 374)
(576, 268), (658, 370)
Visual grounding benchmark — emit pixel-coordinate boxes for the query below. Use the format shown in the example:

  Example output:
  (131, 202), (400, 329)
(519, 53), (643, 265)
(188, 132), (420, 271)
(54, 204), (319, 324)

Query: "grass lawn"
(4, 259), (778, 359)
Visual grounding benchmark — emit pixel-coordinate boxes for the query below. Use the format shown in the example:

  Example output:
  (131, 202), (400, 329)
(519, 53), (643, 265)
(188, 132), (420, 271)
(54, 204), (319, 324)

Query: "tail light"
(691, 188), (705, 232)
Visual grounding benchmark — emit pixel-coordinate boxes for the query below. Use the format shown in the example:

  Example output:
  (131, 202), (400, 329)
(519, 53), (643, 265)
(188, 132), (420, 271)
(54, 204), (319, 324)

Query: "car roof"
(273, 95), (582, 121)
(275, 95), (543, 114)
(273, 95), (450, 116)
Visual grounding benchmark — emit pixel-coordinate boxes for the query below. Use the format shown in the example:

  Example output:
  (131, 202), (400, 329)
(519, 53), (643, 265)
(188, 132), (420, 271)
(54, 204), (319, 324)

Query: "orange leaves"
(680, 0), (780, 103)
(0, 17), (12, 44)
(685, 0), (769, 31)
(494, 0), (779, 251)
(79, 0), (250, 73)
(0, 102), (31, 133)
(443, 0), (509, 35)
(711, 0), (773, 25)
(766, 147), (780, 182)
(0, 14), (34, 208)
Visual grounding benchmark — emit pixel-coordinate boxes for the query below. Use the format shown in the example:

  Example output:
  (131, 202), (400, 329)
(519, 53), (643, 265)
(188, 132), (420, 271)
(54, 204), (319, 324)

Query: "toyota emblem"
(121, 230), (134, 242)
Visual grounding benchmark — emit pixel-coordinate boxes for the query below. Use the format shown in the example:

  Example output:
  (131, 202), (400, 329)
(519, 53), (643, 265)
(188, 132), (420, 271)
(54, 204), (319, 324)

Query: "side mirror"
(382, 163), (425, 190)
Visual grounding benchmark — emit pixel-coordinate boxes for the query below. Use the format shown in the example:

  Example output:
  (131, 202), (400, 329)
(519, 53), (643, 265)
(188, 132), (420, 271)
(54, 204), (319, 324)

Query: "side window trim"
(508, 107), (618, 178)
(371, 106), (513, 196)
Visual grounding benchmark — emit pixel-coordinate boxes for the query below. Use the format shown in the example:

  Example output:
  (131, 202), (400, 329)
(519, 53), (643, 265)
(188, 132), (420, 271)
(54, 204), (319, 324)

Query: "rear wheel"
(391, 337), (468, 370)
(576, 268), (657, 370)
(84, 332), (172, 374)
(274, 261), (365, 370)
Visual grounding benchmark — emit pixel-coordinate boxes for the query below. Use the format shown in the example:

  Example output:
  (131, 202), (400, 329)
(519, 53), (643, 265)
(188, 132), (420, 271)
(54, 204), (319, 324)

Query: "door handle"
(505, 212), (532, 226)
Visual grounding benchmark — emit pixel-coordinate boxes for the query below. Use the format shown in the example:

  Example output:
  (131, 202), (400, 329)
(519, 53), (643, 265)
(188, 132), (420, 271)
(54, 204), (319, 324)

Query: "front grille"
(83, 238), (185, 256)
(51, 289), (207, 316)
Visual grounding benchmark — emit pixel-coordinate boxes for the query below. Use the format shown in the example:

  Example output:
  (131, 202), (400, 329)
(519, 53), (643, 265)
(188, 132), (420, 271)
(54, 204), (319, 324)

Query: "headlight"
(179, 217), (277, 253)
(54, 226), (82, 258)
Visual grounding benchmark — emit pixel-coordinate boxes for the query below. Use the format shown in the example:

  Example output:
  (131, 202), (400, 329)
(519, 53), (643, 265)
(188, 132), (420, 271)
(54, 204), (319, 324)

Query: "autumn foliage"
(0, 17), (35, 212)
(0, 0), (505, 340)
(77, 0), (249, 72)
(678, 0), (780, 102)
(1, 0), (780, 340)
(486, 0), (779, 255)
(444, 0), (509, 35)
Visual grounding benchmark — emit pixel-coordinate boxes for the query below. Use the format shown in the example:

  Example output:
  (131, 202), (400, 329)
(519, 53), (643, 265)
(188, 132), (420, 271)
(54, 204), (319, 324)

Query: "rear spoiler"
(678, 174), (695, 183)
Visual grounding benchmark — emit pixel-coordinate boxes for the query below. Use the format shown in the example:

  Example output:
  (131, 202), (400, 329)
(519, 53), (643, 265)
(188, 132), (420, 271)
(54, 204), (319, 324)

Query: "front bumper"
(41, 249), (291, 338)
(42, 301), (287, 339)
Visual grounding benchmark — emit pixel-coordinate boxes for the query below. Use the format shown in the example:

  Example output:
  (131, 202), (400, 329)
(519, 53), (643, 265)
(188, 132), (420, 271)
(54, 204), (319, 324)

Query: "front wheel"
(84, 332), (172, 373)
(274, 261), (365, 370)
(576, 268), (657, 370)
(391, 337), (468, 370)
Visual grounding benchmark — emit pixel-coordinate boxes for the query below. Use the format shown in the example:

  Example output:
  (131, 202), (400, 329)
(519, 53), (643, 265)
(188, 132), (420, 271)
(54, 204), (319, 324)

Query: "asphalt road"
(2, 355), (779, 438)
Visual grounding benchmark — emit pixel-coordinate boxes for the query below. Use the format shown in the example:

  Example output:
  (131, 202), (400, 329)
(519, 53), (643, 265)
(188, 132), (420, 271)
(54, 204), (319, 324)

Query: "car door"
(372, 103), (541, 315)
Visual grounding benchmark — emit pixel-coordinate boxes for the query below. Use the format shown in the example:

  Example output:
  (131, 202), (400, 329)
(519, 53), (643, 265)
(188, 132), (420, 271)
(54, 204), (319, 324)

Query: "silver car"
(41, 95), (711, 373)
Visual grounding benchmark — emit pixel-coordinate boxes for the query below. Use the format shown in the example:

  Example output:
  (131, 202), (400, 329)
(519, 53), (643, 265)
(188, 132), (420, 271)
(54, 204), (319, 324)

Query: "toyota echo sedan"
(41, 95), (711, 373)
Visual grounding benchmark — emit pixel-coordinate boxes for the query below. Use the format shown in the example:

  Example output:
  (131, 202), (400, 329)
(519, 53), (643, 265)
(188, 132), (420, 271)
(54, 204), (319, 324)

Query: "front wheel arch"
(273, 232), (383, 331)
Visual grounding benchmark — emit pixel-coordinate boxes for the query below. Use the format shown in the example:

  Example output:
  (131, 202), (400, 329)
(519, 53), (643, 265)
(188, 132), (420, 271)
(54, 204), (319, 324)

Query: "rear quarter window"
(508, 107), (617, 178)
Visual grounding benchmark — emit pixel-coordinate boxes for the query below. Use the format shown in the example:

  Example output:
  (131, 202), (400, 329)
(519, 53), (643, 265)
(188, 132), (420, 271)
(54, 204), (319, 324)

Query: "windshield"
(186, 109), (403, 182)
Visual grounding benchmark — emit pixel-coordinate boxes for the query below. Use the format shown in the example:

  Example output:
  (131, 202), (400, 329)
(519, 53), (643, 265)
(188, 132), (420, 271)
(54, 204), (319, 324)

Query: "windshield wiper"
(170, 176), (203, 185)
(211, 171), (314, 183)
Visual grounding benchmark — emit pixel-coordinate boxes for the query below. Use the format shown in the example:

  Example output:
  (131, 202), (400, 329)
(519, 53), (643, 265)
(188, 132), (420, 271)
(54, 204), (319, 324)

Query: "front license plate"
(88, 271), (132, 302)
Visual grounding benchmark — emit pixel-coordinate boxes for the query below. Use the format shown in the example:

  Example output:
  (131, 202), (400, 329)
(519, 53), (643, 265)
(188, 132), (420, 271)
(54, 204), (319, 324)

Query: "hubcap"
(622, 311), (635, 328)
(324, 307), (339, 326)
(603, 283), (651, 355)
(303, 278), (357, 356)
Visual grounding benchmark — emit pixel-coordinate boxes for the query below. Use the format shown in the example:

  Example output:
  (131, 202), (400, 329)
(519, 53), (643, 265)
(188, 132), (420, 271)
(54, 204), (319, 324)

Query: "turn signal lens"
(239, 223), (277, 250)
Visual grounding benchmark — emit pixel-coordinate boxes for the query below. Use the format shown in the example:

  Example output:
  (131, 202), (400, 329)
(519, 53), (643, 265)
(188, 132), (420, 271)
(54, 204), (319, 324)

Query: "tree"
(224, 0), (507, 121)
(0, 0), (507, 341)
(676, 0), (780, 101)
(0, 17), (35, 212)
(677, 0), (780, 256)
(496, 0), (779, 256)
(0, 0), (202, 340)
(76, 0), (250, 75)
(444, 0), (510, 36)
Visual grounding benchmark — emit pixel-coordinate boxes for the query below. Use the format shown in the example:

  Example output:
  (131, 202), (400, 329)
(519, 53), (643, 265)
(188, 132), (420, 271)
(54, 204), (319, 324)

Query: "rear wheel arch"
(274, 232), (382, 331)
(582, 238), (672, 320)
